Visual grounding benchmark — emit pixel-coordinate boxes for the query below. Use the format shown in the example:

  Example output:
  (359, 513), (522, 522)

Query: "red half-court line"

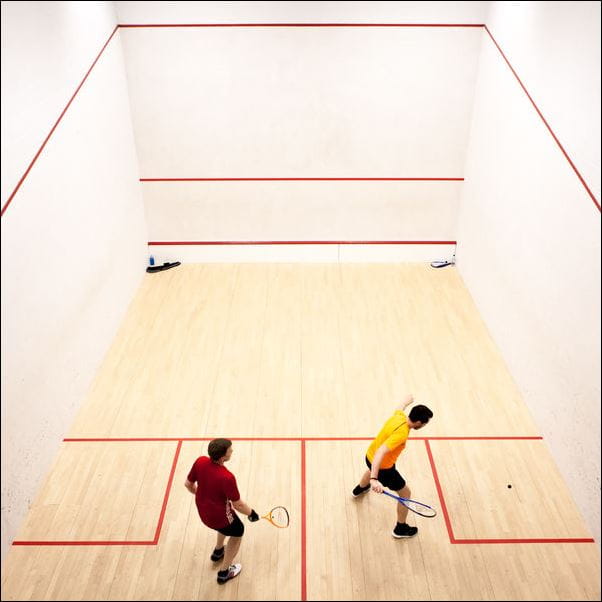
(1, 25), (119, 218)
(484, 25), (600, 213)
(301, 440), (307, 602)
(140, 177), (464, 181)
(424, 439), (456, 543)
(153, 440), (182, 544)
(120, 23), (484, 29)
(147, 240), (458, 246)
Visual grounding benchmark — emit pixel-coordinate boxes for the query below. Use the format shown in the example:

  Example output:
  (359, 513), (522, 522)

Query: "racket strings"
(403, 499), (437, 517)
(268, 506), (290, 527)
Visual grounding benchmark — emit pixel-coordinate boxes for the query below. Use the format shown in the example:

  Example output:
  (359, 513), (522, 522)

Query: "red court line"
(301, 440), (307, 602)
(120, 23), (484, 29)
(417, 436), (542, 440)
(153, 440), (182, 544)
(147, 240), (457, 246)
(12, 540), (153, 546)
(63, 435), (538, 442)
(453, 537), (595, 544)
(1, 25), (119, 218)
(64, 436), (304, 442)
(484, 25), (600, 213)
(424, 439), (456, 543)
(12, 439), (181, 547)
(425, 439), (595, 545)
(140, 177), (464, 181)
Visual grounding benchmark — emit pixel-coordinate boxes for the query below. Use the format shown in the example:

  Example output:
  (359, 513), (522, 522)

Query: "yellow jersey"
(366, 410), (410, 469)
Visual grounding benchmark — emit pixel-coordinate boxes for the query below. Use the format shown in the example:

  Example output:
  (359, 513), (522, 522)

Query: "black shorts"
(216, 513), (244, 537)
(365, 456), (406, 491)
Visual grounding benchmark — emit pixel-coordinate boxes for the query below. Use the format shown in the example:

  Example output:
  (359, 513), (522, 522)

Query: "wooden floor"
(2, 264), (599, 600)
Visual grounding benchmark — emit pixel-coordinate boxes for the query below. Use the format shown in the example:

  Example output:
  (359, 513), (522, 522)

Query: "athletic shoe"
(392, 522), (418, 538)
(210, 547), (224, 562)
(146, 261), (181, 273)
(352, 484), (371, 497)
(217, 563), (242, 584)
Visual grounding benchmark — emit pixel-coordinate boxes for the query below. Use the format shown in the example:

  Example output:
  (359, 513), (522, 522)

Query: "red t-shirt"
(187, 456), (241, 529)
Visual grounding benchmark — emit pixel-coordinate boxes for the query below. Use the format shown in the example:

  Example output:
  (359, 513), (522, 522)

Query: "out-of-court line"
(1, 25), (119, 218)
(484, 24), (600, 212)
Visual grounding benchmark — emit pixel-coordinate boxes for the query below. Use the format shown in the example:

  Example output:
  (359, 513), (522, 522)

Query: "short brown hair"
(208, 438), (232, 461)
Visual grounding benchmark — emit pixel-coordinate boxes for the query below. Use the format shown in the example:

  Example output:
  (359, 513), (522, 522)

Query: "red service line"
(62, 435), (538, 442)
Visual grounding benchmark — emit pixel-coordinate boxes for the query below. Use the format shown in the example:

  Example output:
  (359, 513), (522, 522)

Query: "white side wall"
(1, 2), (147, 565)
(115, 1), (486, 261)
(456, 1), (601, 543)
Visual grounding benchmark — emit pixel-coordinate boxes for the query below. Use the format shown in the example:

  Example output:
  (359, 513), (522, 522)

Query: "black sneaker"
(210, 546), (224, 562)
(392, 522), (418, 538)
(352, 484), (371, 497)
(146, 261), (181, 273)
(217, 563), (242, 584)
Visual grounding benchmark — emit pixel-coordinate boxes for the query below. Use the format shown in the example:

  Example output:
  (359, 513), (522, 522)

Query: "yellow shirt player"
(352, 394), (433, 539)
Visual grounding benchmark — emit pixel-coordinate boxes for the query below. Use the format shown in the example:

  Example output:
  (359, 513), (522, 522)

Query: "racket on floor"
(382, 491), (437, 517)
(262, 506), (290, 528)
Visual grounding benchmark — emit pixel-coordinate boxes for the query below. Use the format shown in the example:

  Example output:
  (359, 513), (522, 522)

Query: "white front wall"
(115, 2), (484, 260)
(0, 2), (147, 564)
(456, 2), (601, 543)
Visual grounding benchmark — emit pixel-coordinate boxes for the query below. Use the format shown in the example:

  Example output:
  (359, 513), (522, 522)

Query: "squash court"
(2, 2), (600, 600)
(2, 265), (599, 600)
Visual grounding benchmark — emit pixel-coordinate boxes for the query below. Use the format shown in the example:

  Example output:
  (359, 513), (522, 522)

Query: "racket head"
(263, 506), (290, 528)
(382, 490), (437, 518)
(400, 498), (437, 518)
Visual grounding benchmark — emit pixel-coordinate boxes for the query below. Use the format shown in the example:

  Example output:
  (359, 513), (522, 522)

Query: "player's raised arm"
(396, 394), (414, 412)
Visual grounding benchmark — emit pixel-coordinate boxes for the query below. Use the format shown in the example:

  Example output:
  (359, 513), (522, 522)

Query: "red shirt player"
(185, 438), (258, 584)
